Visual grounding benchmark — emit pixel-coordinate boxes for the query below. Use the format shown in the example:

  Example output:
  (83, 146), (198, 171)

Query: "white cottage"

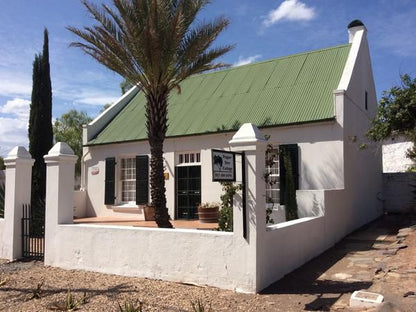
(78, 20), (382, 225)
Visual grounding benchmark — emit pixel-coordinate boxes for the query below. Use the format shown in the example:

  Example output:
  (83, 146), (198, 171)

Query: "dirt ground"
(0, 213), (415, 312)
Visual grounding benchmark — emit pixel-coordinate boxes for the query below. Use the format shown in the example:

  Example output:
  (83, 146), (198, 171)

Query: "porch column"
(2, 146), (34, 260)
(44, 142), (77, 265)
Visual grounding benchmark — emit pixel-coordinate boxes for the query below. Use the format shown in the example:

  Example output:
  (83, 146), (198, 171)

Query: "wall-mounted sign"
(212, 149), (236, 182)
(91, 167), (99, 175)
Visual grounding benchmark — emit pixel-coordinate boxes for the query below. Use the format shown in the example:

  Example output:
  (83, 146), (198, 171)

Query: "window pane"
(120, 157), (136, 202)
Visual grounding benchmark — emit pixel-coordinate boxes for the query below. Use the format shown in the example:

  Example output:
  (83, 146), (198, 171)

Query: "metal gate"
(21, 204), (44, 260)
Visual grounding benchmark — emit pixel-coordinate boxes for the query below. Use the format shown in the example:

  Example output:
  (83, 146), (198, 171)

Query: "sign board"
(212, 149), (236, 181)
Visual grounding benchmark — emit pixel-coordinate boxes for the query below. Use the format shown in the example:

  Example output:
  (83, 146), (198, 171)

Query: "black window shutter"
(136, 155), (149, 205)
(104, 157), (116, 205)
(279, 144), (299, 205)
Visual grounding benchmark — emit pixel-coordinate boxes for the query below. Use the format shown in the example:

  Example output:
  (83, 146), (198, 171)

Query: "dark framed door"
(176, 166), (201, 219)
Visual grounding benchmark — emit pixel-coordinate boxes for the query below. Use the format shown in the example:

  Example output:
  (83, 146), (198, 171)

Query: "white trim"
(85, 85), (140, 143)
(337, 27), (366, 91)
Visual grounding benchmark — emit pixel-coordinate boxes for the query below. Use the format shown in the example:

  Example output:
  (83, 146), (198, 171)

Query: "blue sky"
(1, 0), (416, 157)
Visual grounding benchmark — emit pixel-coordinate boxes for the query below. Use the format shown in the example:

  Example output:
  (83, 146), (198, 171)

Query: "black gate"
(22, 204), (45, 260)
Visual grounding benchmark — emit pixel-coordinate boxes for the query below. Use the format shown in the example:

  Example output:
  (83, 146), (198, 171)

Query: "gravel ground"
(0, 214), (415, 312)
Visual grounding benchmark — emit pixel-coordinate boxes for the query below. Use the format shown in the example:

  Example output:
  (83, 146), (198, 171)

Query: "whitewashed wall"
(82, 119), (345, 220)
(382, 138), (413, 173)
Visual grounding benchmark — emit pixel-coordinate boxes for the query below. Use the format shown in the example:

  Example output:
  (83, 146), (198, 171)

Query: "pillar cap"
(6, 146), (31, 160)
(44, 142), (77, 164)
(229, 123), (266, 146)
(47, 142), (75, 156)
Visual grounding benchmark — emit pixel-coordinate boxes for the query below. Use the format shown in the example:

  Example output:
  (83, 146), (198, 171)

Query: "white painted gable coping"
(85, 85), (140, 143)
(337, 23), (367, 91)
(229, 123), (266, 145)
(6, 146), (32, 159)
(48, 142), (75, 156)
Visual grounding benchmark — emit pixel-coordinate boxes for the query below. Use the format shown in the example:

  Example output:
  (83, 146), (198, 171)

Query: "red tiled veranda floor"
(73, 217), (219, 230)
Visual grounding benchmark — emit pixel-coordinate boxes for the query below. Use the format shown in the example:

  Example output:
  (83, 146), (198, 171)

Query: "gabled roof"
(88, 44), (351, 145)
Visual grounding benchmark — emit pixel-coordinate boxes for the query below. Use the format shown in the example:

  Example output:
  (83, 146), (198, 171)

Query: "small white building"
(78, 20), (382, 224)
(1, 20), (384, 294)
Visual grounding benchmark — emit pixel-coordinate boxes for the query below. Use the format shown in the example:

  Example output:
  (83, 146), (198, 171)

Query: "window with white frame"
(265, 147), (280, 204)
(178, 152), (201, 165)
(120, 157), (136, 203)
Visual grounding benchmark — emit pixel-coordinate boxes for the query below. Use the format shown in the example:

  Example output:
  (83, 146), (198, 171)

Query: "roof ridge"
(192, 43), (352, 78)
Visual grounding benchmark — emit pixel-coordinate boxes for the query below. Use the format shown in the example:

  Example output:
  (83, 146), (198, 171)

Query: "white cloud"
(0, 75), (32, 97)
(0, 97), (31, 156)
(263, 0), (316, 27)
(0, 98), (31, 119)
(0, 116), (29, 156)
(234, 54), (262, 67)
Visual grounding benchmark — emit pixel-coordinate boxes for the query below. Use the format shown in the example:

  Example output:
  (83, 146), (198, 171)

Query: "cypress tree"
(28, 28), (53, 216)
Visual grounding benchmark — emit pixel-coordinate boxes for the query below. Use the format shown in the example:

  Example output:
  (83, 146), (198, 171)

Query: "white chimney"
(348, 20), (366, 43)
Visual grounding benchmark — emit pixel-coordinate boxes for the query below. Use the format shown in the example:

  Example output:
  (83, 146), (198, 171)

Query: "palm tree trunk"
(146, 91), (173, 228)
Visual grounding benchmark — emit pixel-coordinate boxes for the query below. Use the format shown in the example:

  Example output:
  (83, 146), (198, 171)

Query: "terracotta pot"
(198, 206), (219, 223)
(144, 205), (155, 221)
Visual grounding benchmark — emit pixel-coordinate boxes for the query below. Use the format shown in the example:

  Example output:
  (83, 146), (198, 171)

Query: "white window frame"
(265, 146), (280, 204)
(177, 151), (201, 166)
(117, 156), (136, 205)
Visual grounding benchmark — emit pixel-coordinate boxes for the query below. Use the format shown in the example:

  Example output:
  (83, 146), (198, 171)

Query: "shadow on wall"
(302, 148), (343, 190)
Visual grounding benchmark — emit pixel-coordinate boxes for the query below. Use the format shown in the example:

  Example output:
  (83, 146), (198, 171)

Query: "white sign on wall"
(212, 149), (236, 181)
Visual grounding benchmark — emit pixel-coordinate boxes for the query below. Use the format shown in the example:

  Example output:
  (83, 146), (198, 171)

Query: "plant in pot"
(143, 203), (155, 221)
(197, 202), (220, 223)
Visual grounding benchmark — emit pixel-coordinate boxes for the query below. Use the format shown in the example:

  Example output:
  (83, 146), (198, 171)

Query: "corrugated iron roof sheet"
(88, 44), (351, 145)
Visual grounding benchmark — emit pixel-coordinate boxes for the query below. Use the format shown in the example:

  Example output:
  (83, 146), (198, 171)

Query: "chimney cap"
(348, 20), (365, 29)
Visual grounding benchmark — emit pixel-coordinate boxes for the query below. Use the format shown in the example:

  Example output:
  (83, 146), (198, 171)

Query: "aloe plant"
(118, 300), (144, 312)
(48, 290), (87, 311)
(191, 299), (212, 312)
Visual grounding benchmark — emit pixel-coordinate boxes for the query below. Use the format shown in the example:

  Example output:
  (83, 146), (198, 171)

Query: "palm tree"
(68, 0), (233, 228)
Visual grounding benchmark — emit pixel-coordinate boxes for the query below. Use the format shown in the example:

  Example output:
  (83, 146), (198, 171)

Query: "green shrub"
(218, 182), (242, 232)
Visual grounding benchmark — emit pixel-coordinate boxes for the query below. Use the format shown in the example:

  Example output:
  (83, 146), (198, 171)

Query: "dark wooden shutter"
(104, 157), (116, 205)
(136, 155), (149, 205)
(279, 144), (299, 205)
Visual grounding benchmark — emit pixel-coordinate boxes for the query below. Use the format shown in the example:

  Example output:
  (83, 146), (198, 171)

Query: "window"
(178, 152), (201, 165)
(120, 158), (136, 203)
(265, 147), (280, 204)
(104, 155), (149, 206)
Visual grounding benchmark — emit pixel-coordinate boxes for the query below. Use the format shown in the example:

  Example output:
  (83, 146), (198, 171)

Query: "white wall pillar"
(229, 123), (267, 291)
(44, 142), (77, 265)
(2, 146), (34, 260)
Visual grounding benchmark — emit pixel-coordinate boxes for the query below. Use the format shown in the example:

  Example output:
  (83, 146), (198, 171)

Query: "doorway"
(175, 166), (201, 219)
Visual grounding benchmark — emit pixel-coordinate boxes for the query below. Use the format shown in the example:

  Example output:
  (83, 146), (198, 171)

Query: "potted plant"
(197, 202), (219, 223)
(143, 203), (155, 221)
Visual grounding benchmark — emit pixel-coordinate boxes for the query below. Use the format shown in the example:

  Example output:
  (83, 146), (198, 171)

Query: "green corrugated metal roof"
(88, 44), (351, 145)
